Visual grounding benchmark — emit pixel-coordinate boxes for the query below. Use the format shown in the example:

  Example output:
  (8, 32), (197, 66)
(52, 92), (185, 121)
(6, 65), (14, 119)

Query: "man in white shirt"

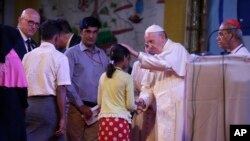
(122, 24), (189, 141)
(22, 19), (71, 141)
(55, 18), (81, 53)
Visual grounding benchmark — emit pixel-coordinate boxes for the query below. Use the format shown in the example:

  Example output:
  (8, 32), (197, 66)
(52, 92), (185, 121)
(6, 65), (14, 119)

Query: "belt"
(29, 95), (55, 98)
(82, 100), (97, 107)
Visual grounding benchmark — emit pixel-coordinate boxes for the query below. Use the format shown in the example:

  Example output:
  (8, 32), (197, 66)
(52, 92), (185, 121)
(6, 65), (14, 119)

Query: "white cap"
(145, 24), (164, 34)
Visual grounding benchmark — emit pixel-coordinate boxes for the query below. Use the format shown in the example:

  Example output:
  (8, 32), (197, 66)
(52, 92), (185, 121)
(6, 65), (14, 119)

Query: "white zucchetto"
(145, 24), (164, 34)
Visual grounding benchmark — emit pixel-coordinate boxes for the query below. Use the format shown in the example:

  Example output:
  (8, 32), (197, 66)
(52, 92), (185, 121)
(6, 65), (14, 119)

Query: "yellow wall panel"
(164, 0), (186, 44)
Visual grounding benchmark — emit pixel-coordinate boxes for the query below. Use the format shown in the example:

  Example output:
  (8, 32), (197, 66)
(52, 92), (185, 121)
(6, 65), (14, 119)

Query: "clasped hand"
(135, 98), (146, 114)
(79, 105), (93, 119)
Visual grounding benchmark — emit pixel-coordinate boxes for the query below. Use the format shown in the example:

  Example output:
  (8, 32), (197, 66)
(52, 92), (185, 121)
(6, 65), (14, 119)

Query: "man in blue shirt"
(65, 16), (109, 141)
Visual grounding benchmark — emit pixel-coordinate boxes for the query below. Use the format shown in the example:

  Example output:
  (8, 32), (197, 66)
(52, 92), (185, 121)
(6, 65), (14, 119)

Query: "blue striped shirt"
(65, 42), (109, 107)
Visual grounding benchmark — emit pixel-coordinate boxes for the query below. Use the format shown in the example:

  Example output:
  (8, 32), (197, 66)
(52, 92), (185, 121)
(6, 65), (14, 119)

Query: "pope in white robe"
(122, 24), (189, 141)
(131, 58), (156, 141)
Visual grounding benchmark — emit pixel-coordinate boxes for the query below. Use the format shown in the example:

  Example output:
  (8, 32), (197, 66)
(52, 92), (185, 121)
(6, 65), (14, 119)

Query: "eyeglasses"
(218, 28), (235, 37)
(218, 31), (227, 37)
(23, 18), (40, 28)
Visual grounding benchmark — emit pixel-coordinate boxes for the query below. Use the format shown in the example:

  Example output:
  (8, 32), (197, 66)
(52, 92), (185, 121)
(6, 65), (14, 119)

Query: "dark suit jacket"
(59, 34), (81, 53)
(15, 29), (38, 60)
(69, 34), (81, 47)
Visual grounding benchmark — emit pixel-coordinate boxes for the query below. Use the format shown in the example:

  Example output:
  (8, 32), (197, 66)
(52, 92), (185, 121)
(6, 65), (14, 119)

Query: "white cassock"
(138, 39), (189, 141)
(230, 44), (250, 55)
(131, 61), (156, 141)
(131, 61), (148, 95)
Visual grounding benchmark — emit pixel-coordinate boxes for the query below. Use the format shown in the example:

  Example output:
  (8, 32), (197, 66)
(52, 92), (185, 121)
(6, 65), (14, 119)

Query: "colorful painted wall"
(4, 0), (249, 55)
(39, 0), (165, 54)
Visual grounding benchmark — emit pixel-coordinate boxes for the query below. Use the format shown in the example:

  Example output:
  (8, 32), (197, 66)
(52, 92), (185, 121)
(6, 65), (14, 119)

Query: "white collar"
(231, 44), (244, 54)
(66, 34), (74, 49)
(18, 28), (29, 41)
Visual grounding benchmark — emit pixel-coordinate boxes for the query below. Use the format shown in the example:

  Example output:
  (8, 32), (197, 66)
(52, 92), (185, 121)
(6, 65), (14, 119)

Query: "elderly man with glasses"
(16, 8), (40, 60)
(217, 19), (250, 55)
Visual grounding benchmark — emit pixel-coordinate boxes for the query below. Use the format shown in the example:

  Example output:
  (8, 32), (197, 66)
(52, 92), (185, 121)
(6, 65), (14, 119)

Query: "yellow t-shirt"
(98, 68), (136, 123)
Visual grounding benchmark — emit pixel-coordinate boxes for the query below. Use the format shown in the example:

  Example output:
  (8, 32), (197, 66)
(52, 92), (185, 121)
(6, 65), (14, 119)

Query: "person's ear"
(229, 33), (234, 40)
(53, 34), (60, 44)
(54, 34), (59, 41)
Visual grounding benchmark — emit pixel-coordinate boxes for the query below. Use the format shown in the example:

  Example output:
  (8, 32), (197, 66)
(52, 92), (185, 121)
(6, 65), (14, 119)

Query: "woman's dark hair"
(106, 44), (130, 78)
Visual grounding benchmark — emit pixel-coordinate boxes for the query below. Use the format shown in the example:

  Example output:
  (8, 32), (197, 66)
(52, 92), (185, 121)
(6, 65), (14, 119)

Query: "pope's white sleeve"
(139, 70), (155, 110)
(138, 45), (189, 77)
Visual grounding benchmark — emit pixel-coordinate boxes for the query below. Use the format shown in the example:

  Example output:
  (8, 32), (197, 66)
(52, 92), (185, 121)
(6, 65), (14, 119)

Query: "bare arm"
(55, 85), (66, 136)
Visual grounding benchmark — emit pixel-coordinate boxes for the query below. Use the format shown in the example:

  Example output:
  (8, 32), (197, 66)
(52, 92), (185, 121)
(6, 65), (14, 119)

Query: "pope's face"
(144, 32), (165, 54)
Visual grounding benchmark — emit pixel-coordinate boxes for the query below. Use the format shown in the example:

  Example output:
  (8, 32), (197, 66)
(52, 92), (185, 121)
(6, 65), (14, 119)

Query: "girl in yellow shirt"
(97, 44), (136, 141)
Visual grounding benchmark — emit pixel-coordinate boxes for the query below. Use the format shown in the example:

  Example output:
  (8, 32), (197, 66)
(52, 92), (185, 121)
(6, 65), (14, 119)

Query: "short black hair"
(40, 19), (61, 40)
(55, 18), (72, 33)
(79, 16), (101, 30)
